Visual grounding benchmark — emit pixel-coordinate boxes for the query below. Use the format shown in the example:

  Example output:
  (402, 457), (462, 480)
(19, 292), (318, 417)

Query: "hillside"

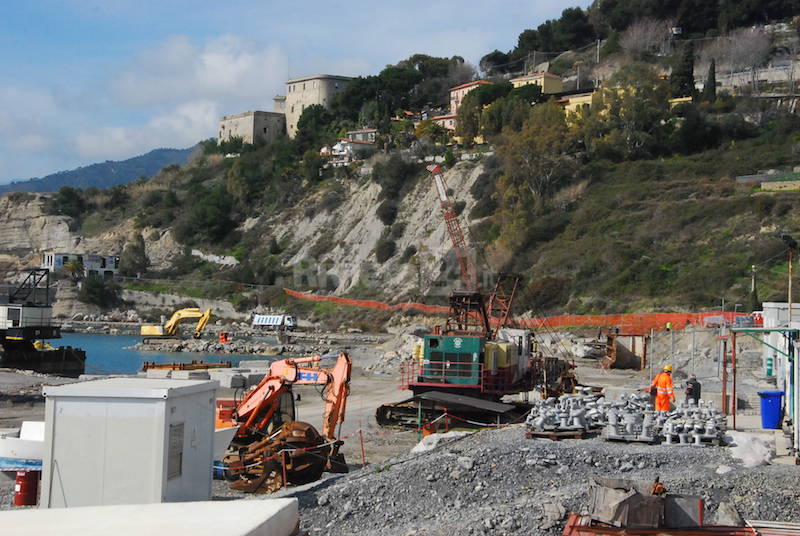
(0, 147), (194, 195)
(2, 118), (799, 319)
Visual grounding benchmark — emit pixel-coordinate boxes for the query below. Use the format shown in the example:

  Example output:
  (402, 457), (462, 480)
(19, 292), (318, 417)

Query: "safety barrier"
(283, 288), (758, 334)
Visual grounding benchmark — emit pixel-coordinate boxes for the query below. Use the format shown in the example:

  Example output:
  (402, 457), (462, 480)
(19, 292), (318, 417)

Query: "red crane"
(426, 164), (517, 338)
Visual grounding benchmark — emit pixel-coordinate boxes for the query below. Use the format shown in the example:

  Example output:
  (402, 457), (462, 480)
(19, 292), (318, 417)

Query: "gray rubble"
(264, 426), (800, 536)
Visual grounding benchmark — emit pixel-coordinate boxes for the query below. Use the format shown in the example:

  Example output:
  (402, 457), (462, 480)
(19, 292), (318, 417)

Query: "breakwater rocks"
(130, 338), (341, 357)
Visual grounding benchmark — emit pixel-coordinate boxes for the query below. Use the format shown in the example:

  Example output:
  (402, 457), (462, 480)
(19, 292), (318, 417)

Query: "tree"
(480, 50), (510, 75)
(702, 58), (717, 102)
(63, 259), (84, 281)
(496, 102), (576, 200)
(78, 275), (121, 308)
(48, 186), (85, 218)
(672, 41), (696, 98)
(619, 18), (672, 60)
(589, 63), (672, 159)
(414, 119), (448, 144)
(295, 105), (335, 153)
(455, 82), (513, 145)
(119, 234), (150, 277)
(183, 183), (235, 243)
(729, 28), (771, 92)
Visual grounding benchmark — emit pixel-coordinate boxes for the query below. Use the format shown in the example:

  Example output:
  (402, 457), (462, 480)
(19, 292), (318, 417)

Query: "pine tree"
(672, 42), (696, 99)
(702, 59), (717, 102)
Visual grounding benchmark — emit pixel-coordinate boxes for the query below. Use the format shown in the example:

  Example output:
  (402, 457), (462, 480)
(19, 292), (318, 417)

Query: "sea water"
(58, 333), (270, 375)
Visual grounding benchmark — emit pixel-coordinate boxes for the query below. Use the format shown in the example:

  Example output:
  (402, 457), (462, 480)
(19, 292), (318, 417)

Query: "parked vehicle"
(251, 314), (297, 332)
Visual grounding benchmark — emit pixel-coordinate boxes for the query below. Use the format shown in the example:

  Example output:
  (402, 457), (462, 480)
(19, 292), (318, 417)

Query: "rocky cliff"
(0, 159), (486, 304)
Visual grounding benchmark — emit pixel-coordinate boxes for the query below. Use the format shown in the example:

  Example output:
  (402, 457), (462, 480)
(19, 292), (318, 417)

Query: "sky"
(0, 0), (592, 183)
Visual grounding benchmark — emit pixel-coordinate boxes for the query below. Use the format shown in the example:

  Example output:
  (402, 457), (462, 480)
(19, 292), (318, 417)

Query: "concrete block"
(171, 370), (211, 380)
(145, 369), (172, 379)
(239, 360), (270, 369)
(0, 498), (299, 535)
(245, 373), (266, 387)
(207, 370), (247, 389)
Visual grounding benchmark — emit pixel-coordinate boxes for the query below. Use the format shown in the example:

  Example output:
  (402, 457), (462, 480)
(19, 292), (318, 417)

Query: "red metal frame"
(561, 514), (758, 536)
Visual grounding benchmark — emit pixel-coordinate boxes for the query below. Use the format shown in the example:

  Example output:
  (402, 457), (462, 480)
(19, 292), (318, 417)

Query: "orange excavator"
(219, 351), (352, 493)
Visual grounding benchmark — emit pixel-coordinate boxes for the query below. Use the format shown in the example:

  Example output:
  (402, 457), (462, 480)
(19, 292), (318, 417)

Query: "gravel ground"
(235, 426), (800, 536)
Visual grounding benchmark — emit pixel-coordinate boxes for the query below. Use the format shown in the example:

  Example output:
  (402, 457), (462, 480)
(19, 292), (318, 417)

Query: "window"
(291, 105), (294, 113)
(167, 423), (184, 479)
(303, 82), (306, 90)
(335, 82), (340, 88)
(263, 127), (267, 133)
(312, 80), (317, 88)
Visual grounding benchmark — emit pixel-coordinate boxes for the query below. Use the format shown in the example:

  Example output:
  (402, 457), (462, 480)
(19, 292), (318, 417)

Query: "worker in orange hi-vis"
(650, 365), (676, 411)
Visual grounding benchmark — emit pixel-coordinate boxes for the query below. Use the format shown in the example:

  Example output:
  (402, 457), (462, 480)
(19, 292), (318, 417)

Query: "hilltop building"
(449, 80), (492, 115)
(510, 72), (564, 94)
(278, 74), (353, 138)
(217, 111), (286, 145)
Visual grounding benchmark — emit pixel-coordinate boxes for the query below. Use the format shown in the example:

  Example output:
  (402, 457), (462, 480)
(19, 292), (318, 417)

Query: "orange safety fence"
(283, 288), (758, 334)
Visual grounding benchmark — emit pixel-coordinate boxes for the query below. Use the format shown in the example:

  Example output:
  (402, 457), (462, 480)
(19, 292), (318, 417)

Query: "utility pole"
(790, 249), (794, 328)
(596, 39), (601, 64)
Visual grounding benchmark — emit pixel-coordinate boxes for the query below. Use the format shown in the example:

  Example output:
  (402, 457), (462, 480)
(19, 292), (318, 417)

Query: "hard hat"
(663, 365), (673, 372)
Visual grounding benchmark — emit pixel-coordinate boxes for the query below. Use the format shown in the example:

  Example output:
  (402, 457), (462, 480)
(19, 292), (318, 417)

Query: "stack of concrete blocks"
(144, 360), (272, 388)
(525, 390), (727, 446)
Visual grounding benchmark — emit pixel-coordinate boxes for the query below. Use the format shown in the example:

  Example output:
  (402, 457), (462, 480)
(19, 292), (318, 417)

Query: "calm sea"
(58, 333), (276, 375)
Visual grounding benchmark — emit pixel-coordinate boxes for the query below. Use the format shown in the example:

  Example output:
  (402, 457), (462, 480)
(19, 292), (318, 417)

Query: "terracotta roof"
(431, 114), (456, 120)
(449, 80), (491, 92)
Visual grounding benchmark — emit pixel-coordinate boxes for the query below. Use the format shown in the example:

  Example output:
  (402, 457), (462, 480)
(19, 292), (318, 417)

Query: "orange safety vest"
(650, 372), (674, 410)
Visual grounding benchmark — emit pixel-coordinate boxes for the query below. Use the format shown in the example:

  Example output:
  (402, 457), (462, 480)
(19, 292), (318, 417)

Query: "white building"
(217, 111), (285, 145)
(41, 253), (119, 278)
(277, 74), (352, 138)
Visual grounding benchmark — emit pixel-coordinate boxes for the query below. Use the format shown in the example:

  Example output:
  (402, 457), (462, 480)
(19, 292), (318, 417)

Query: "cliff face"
(0, 196), (76, 266)
(0, 160), (484, 300)
(273, 160), (484, 297)
(0, 195), (179, 273)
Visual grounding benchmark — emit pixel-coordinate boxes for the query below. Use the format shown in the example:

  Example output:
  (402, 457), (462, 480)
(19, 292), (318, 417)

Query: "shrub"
(47, 187), (85, 218)
(376, 200), (398, 225)
(400, 245), (417, 263)
(372, 155), (422, 200)
(119, 234), (150, 277)
(444, 149), (456, 168)
(78, 276), (121, 308)
(375, 239), (396, 263)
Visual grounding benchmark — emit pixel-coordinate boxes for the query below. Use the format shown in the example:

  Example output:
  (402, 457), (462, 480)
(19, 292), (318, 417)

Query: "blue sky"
(0, 0), (591, 182)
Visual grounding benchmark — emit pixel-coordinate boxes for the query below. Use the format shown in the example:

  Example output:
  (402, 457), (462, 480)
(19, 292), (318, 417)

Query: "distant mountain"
(0, 147), (194, 194)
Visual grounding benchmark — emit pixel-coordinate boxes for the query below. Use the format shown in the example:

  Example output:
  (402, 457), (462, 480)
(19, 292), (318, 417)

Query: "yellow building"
(509, 72), (563, 94)
(555, 91), (595, 115)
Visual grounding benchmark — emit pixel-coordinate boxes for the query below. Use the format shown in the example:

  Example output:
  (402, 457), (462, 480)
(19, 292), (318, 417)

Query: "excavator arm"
(193, 309), (212, 338)
(141, 307), (213, 337)
(233, 352), (352, 439)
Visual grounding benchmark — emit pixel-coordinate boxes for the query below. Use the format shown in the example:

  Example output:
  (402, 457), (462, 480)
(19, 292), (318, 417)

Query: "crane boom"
(428, 164), (479, 292)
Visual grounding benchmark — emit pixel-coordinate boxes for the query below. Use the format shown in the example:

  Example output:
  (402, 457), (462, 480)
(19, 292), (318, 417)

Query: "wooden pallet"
(525, 429), (590, 441)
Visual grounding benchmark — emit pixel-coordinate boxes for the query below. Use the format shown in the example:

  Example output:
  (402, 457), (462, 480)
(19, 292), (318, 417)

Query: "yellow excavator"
(140, 308), (212, 342)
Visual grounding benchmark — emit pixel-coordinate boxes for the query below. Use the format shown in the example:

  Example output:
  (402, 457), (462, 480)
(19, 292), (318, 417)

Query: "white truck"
(251, 314), (297, 332)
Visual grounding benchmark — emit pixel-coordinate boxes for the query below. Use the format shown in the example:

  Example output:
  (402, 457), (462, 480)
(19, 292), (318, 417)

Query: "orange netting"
(283, 288), (756, 334)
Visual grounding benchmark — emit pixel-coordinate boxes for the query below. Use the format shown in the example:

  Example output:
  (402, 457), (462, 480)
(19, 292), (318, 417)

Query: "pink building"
(431, 114), (456, 131)
(449, 80), (492, 115)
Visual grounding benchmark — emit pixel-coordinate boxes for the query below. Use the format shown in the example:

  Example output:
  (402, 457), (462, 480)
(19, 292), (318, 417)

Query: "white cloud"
(112, 34), (289, 109)
(74, 100), (219, 160)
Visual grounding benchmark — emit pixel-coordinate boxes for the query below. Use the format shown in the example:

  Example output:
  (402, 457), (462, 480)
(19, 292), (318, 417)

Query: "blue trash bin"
(758, 391), (785, 429)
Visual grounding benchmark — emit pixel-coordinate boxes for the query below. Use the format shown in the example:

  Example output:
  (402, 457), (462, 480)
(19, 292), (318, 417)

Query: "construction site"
(0, 165), (799, 535)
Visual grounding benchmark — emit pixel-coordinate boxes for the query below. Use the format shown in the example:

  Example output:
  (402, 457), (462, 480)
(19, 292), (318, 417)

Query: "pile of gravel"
(276, 426), (800, 536)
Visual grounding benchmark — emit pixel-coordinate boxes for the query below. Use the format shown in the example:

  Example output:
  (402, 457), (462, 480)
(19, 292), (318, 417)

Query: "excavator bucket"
(223, 421), (344, 494)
